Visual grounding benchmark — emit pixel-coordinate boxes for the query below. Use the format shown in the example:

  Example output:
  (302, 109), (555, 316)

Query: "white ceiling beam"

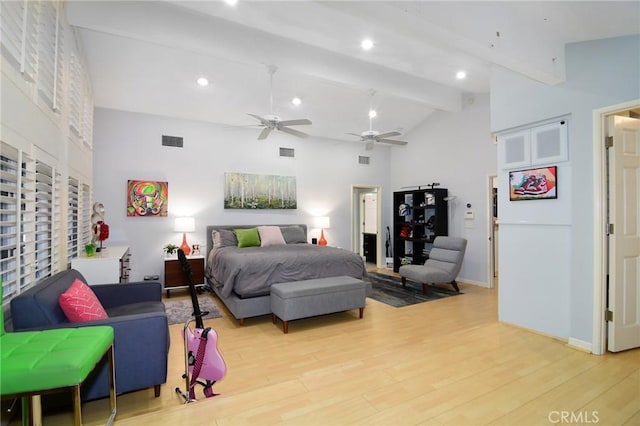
(66, 1), (463, 112)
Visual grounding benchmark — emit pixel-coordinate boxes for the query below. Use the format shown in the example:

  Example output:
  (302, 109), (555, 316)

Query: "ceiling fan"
(247, 65), (312, 140)
(347, 92), (408, 150)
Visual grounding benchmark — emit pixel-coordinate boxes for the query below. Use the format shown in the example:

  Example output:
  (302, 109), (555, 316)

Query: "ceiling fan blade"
(378, 138), (408, 146)
(257, 127), (272, 140)
(279, 118), (312, 127)
(346, 132), (363, 137)
(376, 131), (401, 139)
(247, 113), (268, 125)
(279, 126), (309, 138)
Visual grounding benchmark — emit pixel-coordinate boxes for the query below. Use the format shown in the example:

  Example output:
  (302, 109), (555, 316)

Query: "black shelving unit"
(393, 187), (448, 272)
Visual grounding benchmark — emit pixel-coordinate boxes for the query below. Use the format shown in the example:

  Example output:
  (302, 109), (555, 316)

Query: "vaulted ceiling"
(67, 1), (640, 143)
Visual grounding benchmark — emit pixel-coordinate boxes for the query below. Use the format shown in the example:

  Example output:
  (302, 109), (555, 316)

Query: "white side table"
(71, 246), (131, 285)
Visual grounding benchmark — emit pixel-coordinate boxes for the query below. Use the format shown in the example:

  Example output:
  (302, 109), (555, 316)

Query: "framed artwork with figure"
(127, 180), (169, 216)
(509, 166), (557, 201)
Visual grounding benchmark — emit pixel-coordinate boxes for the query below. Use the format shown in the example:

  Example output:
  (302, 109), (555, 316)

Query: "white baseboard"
(459, 278), (489, 288)
(567, 337), (593, 353)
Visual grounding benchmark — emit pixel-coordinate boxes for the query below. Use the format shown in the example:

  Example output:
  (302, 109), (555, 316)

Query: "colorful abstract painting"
(509, 166), (557, 201)
(224, 172), (296, 209)
(127, 180), (168, 216)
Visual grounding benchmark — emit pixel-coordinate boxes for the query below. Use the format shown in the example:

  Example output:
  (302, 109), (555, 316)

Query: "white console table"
(71, 246), (131, 285)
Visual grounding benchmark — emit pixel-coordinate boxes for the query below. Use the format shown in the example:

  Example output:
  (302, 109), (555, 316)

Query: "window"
(1, 142), (36, 303)
(0, 0), (40, 82)
(67, 176), (79, 265)
(36, 0), (64, 111)
(34, 161), (55, 280)
(68, 34), (94, 146)
(80, 183), (92, 246)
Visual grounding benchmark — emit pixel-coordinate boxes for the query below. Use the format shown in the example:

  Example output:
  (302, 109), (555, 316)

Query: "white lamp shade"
(313, 216), (330, 229)
(174, 217), (195, 233)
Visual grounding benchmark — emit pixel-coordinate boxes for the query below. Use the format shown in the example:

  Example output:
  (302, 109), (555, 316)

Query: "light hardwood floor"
(26, 271), (640, 425)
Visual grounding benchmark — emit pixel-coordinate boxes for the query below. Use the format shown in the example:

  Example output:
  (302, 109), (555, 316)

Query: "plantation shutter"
(36, 0), (64, 111)
(0, 142), (36, 302)
(67, 176), (79, 263)
(52, 170), (62, 273)
(0, 0), (40, 82)
(1, 1), (25, 69)
(69, 50), (82, 135)
(80, 183), (92, 246)
(34, 161), (54, 280)
(82, 93), (94, 146)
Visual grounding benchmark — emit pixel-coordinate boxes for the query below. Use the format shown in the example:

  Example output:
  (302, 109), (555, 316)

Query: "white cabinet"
(499, 120), (568, 169)
(71, 246), (131, 285)
(498, 129), (531, 169)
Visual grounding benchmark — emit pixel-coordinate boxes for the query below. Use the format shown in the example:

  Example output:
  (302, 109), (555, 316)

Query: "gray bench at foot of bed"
(270, 276), (370, 333)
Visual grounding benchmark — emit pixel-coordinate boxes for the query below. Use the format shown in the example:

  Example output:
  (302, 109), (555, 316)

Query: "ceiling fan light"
(361, 39), (374, 51)
(456, 70), (467, 80)
(196, 77), (209, 87)
(291, 97), (302, 106)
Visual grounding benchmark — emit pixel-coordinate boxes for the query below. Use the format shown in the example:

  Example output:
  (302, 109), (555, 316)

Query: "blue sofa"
(10, 269), (169, 401)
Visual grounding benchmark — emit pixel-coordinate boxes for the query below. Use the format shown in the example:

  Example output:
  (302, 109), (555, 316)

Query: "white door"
(362, 193), (377, 234)
(607, 115), (640, 352)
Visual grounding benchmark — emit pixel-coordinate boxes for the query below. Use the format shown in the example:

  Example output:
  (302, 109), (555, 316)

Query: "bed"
(205, 224), (367, 324)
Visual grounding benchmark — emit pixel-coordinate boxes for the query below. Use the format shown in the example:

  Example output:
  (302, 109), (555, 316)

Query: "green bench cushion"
(0, 326), (114, 395)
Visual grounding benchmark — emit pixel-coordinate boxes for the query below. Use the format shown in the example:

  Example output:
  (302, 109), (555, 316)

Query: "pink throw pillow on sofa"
(59, 278), (109, 322)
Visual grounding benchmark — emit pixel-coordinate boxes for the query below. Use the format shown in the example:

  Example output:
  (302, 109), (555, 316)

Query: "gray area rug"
(366, 271), (462, 308)
(164, 295), (223, 325)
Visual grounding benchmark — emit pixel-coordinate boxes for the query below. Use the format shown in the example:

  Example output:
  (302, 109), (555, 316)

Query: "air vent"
(162, 135), (183, 147)
(358, 155), (370, 165)
(279, 147), (295, 158)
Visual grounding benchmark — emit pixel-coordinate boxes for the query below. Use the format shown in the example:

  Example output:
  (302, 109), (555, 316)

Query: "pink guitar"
(175, 249), (227, 401)
(182, 323), (227, 399)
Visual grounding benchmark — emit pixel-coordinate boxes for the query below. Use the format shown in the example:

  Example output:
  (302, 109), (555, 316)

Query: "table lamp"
(314, 216), (330, 246)
(175, 217), (195, 256)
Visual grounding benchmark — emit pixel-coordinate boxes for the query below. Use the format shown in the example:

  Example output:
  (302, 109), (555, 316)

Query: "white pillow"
(257, 226), (286, 247)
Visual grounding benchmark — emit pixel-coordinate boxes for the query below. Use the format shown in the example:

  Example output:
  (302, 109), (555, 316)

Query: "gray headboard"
(205, 224), (308, 258)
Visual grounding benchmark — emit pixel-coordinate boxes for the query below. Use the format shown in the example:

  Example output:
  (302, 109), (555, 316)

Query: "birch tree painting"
(224, 173), (297, 209)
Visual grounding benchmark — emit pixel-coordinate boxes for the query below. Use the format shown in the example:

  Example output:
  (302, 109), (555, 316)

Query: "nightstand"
(163, 254), (205, 297)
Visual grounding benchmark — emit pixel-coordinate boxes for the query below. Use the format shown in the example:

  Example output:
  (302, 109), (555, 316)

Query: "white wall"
(389, 93), (495, 285)
(92, 108), (391, 282)
(491, 35), (640, 342)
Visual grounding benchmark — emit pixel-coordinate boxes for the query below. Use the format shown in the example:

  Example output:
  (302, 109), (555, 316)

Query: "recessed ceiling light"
(456, 71), (467, 80)
(368, 109), (377, 118)
(225, 0), (238, 5)
(196, 77), (209, 87)
(361, 39), (374, 51)
(291, 97), (302, 106)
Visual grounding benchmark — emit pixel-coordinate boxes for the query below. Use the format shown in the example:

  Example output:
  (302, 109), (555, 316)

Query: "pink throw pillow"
(59, 278), (109, 322)
(258, 226), (286, 247)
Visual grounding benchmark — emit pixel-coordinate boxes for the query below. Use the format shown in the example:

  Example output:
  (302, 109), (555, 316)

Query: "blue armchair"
(10, 269), (169, 401)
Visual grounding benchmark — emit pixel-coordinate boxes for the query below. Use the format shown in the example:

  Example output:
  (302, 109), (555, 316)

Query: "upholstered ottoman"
(270, 276), (369, 333)
(0, 327), (116, 425)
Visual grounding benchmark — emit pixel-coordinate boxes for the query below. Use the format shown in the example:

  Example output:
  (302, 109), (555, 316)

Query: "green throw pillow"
(234, 228), (261, 248)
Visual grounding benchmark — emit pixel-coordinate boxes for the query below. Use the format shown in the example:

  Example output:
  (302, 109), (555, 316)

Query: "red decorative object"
(94, 221), (110, 241)
(180, 232), (191, 256)
(93, 220), (110, 252)
(318, 229), (327, 246)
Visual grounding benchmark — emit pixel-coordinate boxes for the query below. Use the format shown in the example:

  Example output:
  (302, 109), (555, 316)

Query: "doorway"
(593, 100), (640, 355)
(351, 185), (382, 268)
(487, 174), (499, 289)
